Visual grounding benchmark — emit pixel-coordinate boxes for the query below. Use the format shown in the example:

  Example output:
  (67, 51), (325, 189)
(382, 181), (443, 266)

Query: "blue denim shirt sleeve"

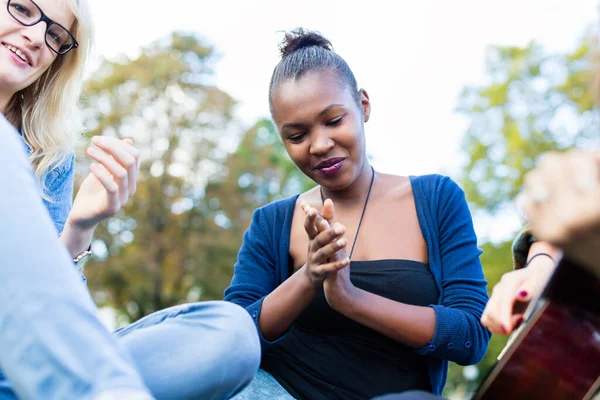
(42, 153), (75, 235)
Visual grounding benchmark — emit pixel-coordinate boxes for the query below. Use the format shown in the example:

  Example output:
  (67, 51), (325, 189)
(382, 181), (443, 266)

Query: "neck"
(320, 162), (375, 205)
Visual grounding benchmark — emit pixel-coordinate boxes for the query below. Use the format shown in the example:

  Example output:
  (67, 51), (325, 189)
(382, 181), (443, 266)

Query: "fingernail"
(334, 225), (343, 235)
(519, 290), (528, 298)
(501, 325), (508, 334)
(337, 238), (346, 247)
(516, 317), (524, 328)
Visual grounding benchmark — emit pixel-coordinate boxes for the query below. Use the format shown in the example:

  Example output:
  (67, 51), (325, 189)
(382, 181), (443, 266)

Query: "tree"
(81, 33), (241, 321)
(81, 38), (311, 321)
(457, 33), (599, 214)
(443, 30), (599, 398)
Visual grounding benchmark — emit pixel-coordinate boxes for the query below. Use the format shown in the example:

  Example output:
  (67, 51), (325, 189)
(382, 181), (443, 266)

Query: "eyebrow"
(281, 103), (345, 131)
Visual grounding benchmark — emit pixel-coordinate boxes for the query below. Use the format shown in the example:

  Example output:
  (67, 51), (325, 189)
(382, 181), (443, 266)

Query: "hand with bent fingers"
(302, 200), (358, 312)
(480, 251), (556, 335)
(300, 199), (349, 288)
(521, 150), (600, 273)
(60, 136), (140, 257)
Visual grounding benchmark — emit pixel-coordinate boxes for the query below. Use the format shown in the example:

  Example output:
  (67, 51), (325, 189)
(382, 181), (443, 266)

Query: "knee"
(210, 302), (261, 377)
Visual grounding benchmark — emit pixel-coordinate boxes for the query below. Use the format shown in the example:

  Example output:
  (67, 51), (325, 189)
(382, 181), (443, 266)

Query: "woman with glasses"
(0, 1), (260, 399)
(3, 0), (136, 273)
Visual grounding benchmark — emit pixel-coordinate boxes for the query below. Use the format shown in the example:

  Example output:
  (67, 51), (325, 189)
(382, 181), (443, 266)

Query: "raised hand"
(300, 200), (349, 287)
(301, 200), (358, 312)
(60, 136), (140, 258)
(67, 136), (140, 230)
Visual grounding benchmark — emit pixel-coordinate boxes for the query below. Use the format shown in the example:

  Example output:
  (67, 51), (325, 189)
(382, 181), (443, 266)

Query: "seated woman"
(0, 1), (259, 399)
(225, 28), (491, 400)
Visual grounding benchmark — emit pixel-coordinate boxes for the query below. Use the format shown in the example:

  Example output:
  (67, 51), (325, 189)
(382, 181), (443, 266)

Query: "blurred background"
(81, 1), (600, 398)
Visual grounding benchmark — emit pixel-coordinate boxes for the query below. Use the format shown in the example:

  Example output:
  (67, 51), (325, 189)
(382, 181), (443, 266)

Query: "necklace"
(320, 165), (375, 259)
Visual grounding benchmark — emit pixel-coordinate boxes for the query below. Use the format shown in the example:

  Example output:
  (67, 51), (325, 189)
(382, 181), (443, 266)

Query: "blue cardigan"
(224, 174), (491, 395)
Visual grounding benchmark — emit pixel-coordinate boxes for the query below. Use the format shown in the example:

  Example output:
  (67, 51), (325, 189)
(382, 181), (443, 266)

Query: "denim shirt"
(20, 139), (75, 234)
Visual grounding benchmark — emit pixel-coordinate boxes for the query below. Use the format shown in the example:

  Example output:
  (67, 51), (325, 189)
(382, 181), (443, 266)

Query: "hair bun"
(279, 28), (333, 58)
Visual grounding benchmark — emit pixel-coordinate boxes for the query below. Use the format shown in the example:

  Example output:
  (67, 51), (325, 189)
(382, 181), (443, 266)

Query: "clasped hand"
(300, 199), (358, 312)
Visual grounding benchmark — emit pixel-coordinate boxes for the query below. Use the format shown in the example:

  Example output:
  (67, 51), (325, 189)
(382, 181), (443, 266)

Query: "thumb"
(322, 199), (337, 227)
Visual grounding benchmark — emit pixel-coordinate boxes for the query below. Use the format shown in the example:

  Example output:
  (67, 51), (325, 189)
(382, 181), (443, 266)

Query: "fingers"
(89, 162), (119, 199)
(312, 257), (350, 277)
(322, 199), (336, 227)
(89, 136), (140, 200)
(310, 235), (347, 265)
(303, 206), (321, 240)
(481, 269), (526, 335)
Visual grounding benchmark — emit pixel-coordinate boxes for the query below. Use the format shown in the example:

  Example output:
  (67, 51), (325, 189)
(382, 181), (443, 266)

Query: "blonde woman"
(1, 0), (138, 271)
(0, 1), (259, 399)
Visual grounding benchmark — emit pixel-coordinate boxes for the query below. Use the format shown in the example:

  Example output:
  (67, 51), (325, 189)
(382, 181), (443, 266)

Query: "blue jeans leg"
(231, 369), (295, 400)
(114, 301), (260, 400)
(0, 116), (151, 400)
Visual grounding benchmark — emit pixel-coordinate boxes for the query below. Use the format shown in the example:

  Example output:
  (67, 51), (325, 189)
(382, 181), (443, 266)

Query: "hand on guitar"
(481, 242), (558, 335)
(521, 150), (600, 274)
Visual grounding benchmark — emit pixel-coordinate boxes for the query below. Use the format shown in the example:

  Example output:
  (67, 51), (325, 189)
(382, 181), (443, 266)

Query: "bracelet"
(524, 252), (556, 268)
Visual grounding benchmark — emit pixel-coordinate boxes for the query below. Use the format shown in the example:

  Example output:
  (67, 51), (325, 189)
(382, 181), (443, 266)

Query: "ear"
(358, 89), (371, 122)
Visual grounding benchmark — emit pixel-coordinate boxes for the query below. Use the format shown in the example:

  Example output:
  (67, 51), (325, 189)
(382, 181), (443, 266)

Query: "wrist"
(60, 218), (96, 259)
(65, 215), (98, 234)
(329, 282), (362, 315)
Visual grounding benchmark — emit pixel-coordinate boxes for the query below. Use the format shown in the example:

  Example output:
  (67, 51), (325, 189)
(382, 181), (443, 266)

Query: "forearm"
(59, 217), (95, 259)
(337, 289), (436, 348)
(259, 266), (318, 341)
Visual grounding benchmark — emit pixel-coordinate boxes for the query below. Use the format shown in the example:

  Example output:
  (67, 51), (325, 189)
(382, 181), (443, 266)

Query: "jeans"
(230, 369), (294, 400)
(0, 115), (260, 399)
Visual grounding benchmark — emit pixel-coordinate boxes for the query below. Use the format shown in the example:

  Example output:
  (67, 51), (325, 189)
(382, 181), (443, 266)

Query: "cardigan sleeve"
(224, 206), (289, 351)
(415, 177), (491, 365)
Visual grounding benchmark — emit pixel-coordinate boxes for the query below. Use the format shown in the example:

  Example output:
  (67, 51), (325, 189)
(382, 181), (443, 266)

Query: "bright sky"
(89, 0), (598, 241)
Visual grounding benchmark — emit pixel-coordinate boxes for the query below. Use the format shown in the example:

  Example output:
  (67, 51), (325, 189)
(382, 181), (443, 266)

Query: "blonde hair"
(4, 0), (93, 192)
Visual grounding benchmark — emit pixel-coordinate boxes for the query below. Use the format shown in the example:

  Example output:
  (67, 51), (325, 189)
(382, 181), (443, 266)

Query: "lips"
(315, 157), (345, 176)
(2, 43), (32, 66)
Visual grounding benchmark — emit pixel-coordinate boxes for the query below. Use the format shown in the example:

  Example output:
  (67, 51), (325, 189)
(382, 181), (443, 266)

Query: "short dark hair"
(268, 28), (360, 113)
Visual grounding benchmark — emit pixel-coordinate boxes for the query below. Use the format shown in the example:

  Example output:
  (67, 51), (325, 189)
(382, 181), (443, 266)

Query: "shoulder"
(251, 194), (299, 227)
(409, 174), (462, 196)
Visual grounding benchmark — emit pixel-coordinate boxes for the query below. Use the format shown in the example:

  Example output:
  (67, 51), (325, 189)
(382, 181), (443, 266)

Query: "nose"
(309, 127), (334, 155)
(21, 22), (47, 50)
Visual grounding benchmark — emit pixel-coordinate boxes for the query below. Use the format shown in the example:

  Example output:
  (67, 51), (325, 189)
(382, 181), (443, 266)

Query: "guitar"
(473, 257), (600, 400)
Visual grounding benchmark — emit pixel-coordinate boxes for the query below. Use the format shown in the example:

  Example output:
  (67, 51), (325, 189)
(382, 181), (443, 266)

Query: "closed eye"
(326, 115), (345, 127)
(288, 132), (307, 143)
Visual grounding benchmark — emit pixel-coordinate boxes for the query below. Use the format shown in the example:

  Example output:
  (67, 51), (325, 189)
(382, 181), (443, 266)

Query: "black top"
(262, 259), (440, 400)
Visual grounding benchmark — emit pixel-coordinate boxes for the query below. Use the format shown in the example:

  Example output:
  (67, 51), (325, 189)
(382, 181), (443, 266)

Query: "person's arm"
(224, 203), (348, 346)
(481, 240), (559, 335)
(321, 178), (491, 364)
(58, 137), (140, 259)
(0, 115), (151, 400)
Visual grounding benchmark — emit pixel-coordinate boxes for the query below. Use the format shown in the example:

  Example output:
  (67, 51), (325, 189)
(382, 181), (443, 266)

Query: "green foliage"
(457, 35), (599, 214)
(81, 33), (311, 322)
(446, 30), (598, 399)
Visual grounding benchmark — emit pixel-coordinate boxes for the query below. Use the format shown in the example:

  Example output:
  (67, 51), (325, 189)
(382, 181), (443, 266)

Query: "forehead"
(272, 70), (352, 124)
(33, 0), (75, 29)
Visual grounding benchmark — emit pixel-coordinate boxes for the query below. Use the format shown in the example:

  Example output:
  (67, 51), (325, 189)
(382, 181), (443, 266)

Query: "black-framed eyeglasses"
(7, 0), (78, 55)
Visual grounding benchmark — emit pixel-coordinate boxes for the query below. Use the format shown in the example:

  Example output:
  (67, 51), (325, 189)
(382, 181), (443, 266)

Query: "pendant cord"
(320, 165), (375, 259)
